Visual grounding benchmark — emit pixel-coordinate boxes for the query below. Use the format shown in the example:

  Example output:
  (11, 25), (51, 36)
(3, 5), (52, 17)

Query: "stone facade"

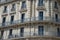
(0, 0), (60, 40)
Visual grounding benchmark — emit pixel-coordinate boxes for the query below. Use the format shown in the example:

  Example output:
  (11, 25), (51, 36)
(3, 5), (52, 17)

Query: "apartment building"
(0, 0), (60, 40)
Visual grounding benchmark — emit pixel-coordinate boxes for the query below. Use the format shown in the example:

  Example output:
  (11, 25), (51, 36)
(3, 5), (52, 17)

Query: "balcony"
(20, 8), (27, 12)
(0, 31), (59, 40)
(3, 10), (7, 13)
(0, 17), (60, 28)
(10, 8), (16, 14)
(11, 8), (15, 11)
(37, 4), (46, 10)
(8, 32), (60, 39)
(1, 10), (8, 16)
(53, 7), (58, 12)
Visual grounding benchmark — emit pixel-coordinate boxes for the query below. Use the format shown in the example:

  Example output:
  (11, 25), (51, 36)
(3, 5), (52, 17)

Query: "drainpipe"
(30, 0), (32, 37)
(34, 0), (36, 36)
(49, 0), (51, 21)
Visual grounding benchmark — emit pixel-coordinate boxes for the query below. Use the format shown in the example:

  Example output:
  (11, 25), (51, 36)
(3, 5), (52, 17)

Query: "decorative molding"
(1, 13), (8, 17)
(20, 8), (27, 13)
(53, 8), (59, 12)
(10, 10), (16, 15)
(10, 12), (16, 15)
(37, 6), (46, 10)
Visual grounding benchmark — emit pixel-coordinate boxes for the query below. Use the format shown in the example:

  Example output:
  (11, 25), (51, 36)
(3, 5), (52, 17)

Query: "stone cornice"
(0, 0), (19, 6)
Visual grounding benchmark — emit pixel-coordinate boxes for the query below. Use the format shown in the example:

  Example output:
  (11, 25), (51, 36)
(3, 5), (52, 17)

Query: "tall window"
(1, 30), (4, 38)
(57, 28), (60, 37)
(2, 17), (6, 26)
(38, 0), (43, 6)
(21, 1), (26, 8)
(54, 2), (58, 9)
(55, 14), (58, 22)
(3, 6), (7, 13)
(21, 14), (25, 22)
(10, 16), (14, 24)
(8, 29), (13, 38)
(9, 29), (12, 35)
(11, 4), (16, 11)
(38, 26), (44, 36)
(20, 27), (24, 37)
(38, 11), (43, 20)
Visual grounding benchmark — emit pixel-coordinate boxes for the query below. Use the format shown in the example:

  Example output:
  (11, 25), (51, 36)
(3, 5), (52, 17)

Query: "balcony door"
(55, 14), (58, 22)
(21, 14), (25, 22)
(9, 29), (12, 36)
(1, 30), (4, 38)
(8, 29), (12, 38)
(38, 26), (44, 36)
(57, 28), (60, 37)
(21, 1), (26, 8)
(2, 17), (6, 26)
(38, 0), (43, 6)
(10, 16), (14, 24)
(39, 12), (43, 20)
(20, 27), (24, 37)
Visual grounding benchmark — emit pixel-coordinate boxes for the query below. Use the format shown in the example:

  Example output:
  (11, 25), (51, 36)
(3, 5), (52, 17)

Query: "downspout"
(49, 0), (51, 21)
(34, 0), (36, 35)
(30, 0), (32, 37)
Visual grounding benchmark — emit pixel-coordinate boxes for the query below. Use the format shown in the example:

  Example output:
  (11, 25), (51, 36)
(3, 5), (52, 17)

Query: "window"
(57, 28), (60, 37)
(55, 14), (58, 22)
(38, 11), (43, 20)
(54, 2), (58, 9)
(9, 29), (12, 35)
(38, 26), (44, 36)
(20, 27), (24, 37)
(38, 0), (43, 6)
(11, 4), (16, 11)
(3, 6), (7, 13)
(1, 30), (4, 38)
(21, 14), (25, 22)
(8, 29), (13, 38)
(10, 16), (14, 24)
(2, 17), (6, 26)
(21, 1), (26, 8)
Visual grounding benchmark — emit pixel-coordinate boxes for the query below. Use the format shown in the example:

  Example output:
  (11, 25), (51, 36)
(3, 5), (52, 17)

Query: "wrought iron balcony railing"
(8, 31), (60, 39)
(0, 31), (60, 40)
(0, 17), (60, 27)
(11, 8), (16, 11)
(3, 10), (7, 13)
